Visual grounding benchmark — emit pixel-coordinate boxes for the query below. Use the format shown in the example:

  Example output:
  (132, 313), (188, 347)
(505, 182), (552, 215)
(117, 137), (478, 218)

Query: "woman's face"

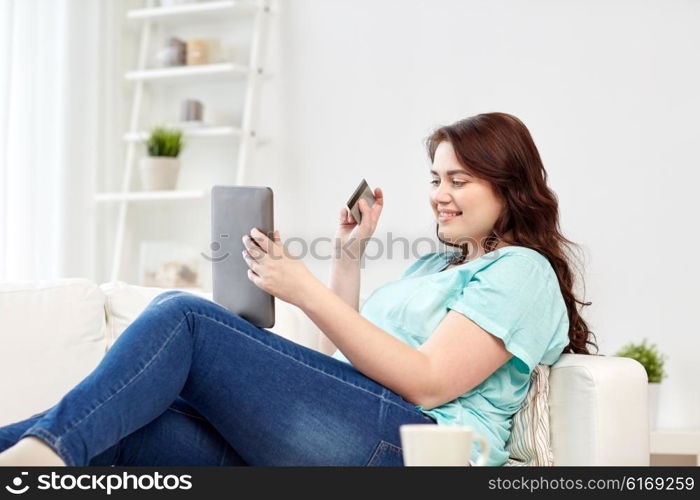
(429, 141), (505, 254)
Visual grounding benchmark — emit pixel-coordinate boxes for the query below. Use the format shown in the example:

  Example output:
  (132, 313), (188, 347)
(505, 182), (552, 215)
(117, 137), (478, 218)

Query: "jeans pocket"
(366, 440), (404, 467)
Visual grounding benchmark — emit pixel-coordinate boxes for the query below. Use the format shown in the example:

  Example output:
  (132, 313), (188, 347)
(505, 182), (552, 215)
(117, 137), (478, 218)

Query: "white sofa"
(0, 278), (650, 465)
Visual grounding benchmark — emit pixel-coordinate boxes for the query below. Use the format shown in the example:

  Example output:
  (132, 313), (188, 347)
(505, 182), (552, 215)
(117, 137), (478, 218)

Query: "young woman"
(0, 112), (596, 467)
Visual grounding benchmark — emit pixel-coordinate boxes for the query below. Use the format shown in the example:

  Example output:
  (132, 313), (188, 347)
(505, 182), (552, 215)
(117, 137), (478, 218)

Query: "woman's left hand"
(242, 228), (318, 307)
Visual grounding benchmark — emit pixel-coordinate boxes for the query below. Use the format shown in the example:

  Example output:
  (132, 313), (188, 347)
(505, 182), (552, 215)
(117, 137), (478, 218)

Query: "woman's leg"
(12, 290), (434, 466)
(88, 397), (248, 466)
(7, 290), (244, 466)
(1, 397), (247, 466)
(159, 294), (437, 466)
(0, 409), (53, 454)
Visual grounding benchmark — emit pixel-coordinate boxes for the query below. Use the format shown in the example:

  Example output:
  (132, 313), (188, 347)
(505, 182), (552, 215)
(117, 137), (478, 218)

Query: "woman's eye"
(430, 179), (467, 186)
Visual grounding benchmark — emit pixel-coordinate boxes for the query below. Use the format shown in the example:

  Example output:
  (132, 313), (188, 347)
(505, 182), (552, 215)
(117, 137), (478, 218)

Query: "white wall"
(106, 0), (700, 428)
(253, 0), (700, 429)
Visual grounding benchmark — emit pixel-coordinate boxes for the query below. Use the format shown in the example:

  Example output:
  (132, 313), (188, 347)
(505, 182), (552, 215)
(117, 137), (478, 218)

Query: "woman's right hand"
(333, 187), (383, 263)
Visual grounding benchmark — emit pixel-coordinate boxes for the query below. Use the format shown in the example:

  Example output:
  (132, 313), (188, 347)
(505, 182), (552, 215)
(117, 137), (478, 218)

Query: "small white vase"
(648, 382), (661, 430)
(139, 157), (180, 190)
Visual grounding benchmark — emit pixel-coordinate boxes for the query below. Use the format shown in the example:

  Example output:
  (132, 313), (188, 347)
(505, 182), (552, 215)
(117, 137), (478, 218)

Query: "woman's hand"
(242, 228), (319, 307)
(334, 187), (384, 262)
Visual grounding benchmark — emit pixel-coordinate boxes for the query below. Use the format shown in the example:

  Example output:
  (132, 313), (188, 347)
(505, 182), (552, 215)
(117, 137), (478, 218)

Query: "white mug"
(399, 424), (490, 466)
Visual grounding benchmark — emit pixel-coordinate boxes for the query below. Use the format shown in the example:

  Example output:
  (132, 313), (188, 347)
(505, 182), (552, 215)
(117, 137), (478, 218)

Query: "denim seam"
(366, 441), (386, 465)
(189, 310), (420, 416)
(366, 440), (402, 466)
(113, 435), (123, 466)
(48, 313), (191, 454)
(167, 406), (206, 421)
(385, 440), (402, 452)
(218, 445), (230, 466)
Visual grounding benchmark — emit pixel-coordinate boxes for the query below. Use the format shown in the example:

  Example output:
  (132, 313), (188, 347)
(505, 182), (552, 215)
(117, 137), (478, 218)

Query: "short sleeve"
(445, 254), (568, 373)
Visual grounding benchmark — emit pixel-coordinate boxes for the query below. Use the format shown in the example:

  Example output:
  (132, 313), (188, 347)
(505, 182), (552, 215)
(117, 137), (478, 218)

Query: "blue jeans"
(0, 290), (436, 466)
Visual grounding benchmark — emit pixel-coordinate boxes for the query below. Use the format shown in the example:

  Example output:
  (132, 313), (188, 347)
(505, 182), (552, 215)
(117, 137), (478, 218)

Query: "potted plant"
(615, 338), (668, 430)
(139, 126), (184, 190)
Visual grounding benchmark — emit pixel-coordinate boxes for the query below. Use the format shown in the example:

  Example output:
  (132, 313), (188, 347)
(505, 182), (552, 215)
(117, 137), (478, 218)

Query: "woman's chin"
(437, 231), (456, 243)
(439, 230), (473, 246)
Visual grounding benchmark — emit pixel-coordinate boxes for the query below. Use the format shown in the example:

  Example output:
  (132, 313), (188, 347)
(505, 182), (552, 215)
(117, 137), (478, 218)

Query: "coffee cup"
(399, 424), (490, 466)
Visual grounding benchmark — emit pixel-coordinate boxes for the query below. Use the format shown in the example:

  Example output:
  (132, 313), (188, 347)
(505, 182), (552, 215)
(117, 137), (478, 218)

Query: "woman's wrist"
(333, 234), (368, 263)
(331, 255), (362, 272)
(298, 276), (329, 313)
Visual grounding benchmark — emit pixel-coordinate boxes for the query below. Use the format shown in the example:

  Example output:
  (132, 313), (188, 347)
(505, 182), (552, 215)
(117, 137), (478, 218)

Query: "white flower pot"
(648, 382), (661, 430)
(139, 157), (180, 190)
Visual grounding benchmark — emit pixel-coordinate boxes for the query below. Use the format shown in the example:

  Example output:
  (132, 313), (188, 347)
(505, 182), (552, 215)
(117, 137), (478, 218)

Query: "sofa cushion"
(99, 282), (212, 350)
(99, 282), (318, 351)
(0, 279), (107, 426)
(504, 364), (554, 466)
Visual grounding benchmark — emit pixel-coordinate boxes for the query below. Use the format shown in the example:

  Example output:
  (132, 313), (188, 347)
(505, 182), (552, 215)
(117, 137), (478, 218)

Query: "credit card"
(346, 178), (376, 224)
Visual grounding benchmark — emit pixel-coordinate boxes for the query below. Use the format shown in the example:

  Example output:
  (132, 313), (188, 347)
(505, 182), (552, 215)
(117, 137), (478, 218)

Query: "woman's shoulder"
(489, 245), (552, 269)
(468, 246), (560, 289)
(401, 245), (557, 282)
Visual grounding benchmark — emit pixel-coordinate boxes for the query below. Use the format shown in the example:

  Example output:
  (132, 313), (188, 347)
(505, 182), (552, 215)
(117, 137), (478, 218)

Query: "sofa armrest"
(549, 353), (649, 465)
(0, 279), (107, 426)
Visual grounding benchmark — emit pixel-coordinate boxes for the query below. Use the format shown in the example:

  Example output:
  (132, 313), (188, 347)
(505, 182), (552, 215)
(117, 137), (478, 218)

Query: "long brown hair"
(425, 112), (597, 355)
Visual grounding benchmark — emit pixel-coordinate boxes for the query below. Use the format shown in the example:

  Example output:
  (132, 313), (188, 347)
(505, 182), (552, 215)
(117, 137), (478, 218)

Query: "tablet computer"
(211, 185), (275, 328)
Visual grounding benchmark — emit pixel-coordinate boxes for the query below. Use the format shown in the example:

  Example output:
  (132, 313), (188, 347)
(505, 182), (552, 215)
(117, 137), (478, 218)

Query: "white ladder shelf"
(97, 0), (272, 283)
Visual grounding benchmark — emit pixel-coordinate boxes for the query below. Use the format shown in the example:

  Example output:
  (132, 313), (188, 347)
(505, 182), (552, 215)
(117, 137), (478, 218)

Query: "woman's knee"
(150, 290), (210, 312)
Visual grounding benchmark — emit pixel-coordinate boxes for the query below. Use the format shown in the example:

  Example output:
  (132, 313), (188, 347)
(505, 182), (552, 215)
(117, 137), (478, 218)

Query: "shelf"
(102, 0), (270, 283)
(124, 126), (243, 142)
(125, 63), (250, 82)
(126, 1), (260, 23)
(95, 190), (208, 202)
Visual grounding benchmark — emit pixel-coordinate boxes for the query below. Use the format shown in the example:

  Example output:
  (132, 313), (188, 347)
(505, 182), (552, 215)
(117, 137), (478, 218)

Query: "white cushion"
(0, 279), (107, 426)
(99, 282), (212, 350)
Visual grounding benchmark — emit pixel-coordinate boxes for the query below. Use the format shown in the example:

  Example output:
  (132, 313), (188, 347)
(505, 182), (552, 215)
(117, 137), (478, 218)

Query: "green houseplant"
(139, 127), (185, 190)
(615, 338), (668, 429)
(615, 338), (667, 383)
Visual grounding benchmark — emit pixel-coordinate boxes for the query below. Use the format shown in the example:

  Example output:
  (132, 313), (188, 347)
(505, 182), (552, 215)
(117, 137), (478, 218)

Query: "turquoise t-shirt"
(331, 245), (570, 466)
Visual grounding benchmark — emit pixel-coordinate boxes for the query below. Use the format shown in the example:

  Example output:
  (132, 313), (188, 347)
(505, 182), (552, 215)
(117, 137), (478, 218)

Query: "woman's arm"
(300, 280), (512, 409)
(318, 258), (361, 355)
(317, 188), (383, 356)
(329, 258), (361, 311)
(300, 279), (433, 406)
(243, 226), (509, 409)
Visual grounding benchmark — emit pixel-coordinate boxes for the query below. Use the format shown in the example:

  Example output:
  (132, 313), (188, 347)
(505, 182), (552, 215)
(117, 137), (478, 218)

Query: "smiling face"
(429, 141), (509, 258)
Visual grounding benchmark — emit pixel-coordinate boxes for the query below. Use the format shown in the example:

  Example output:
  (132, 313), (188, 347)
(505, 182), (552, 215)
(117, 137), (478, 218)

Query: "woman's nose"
(432, 183), (452, 203)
